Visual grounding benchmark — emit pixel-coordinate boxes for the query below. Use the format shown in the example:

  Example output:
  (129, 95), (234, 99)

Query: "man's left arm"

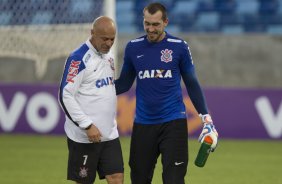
(182, 69), (208, 115)
(182, 69), (218, 150)
(180, 41), (218, 150)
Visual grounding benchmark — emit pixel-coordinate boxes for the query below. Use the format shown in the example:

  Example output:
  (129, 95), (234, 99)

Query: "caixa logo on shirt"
(67, 60), (81, 83)
(96, 77), (114, 88)
(138, 69), (172, 79)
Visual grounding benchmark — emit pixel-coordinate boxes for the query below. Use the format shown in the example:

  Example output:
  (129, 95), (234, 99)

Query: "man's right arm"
(115, 44), (136, 95)
(59, 55), (93, 129)
(115, 69), (136, 95)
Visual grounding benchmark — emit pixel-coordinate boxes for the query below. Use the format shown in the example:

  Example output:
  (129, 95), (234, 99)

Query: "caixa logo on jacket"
(96, 77), (114, 88)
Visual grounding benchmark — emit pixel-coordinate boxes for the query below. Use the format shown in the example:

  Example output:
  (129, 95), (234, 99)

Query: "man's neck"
(159, 31), (166, 41)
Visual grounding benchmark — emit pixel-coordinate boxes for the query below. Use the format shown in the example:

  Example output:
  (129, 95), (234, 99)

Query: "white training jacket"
(59, 40), (118, 143)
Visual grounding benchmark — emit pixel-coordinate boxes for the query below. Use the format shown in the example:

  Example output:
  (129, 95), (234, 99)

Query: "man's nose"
(147, 25), (155, 32)
(106, 40), (113, 47)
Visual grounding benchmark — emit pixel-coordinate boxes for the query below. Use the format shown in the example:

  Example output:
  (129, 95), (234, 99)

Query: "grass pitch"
(0, 134), (281, 184)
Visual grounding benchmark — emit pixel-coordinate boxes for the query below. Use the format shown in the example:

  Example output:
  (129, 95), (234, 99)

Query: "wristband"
(85, 124), (92, 130)
(199, 114), (213, 124)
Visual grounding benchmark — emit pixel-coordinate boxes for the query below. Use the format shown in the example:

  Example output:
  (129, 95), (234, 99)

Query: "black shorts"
(67, 137), (124, 184)
(129, 118), (188, 184)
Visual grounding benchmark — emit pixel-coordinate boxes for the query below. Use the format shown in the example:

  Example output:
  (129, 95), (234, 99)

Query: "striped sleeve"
(58, 55), (93, 129)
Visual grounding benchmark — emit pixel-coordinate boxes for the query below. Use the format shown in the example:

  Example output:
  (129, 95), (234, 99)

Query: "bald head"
(90, 16), (116, 54)
(92, 16), (116, 34)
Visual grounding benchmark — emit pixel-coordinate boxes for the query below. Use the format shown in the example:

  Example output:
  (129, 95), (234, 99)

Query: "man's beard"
(147, 31), (164, 42)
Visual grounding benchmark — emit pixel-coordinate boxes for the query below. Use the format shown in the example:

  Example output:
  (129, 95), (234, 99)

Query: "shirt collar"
(86, 39), (104, 57)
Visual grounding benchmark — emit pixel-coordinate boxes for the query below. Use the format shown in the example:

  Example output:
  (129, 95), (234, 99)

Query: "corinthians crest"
(79, 167), (88, 178)
(160, 49), (173, 63)
(108, 57), (115, 71)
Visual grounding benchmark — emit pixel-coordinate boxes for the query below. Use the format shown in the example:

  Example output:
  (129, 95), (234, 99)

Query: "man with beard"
(115, 2), (218, 184)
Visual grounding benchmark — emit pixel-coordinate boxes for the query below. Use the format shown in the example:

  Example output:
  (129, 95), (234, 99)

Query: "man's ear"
(164, 18), (169, 27)
(91, 29), (94, 36)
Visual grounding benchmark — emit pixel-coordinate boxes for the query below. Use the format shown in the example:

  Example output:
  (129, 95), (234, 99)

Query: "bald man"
(59, 16), (124, 184)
